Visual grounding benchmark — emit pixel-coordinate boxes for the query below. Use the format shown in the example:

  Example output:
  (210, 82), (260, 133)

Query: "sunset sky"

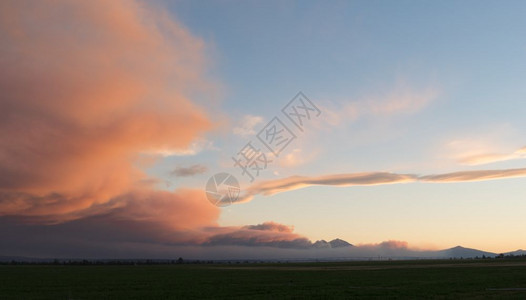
(1, 0), (526, 258)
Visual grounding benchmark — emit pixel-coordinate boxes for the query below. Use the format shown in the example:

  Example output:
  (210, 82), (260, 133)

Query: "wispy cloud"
(279, 148), (319, 168)
(171, 164), (208, 177)
(443, 125), (523, 166)
(237, 172), (415, 203)
(146, 139), (217, 157)
(459, 146), (526, 166)
(237, 168), (526, 203)
(366, 83), (438, 116)
(232, 115), (264, 137)
(419, 167), (526, 182)
(325, 82), (439, 126)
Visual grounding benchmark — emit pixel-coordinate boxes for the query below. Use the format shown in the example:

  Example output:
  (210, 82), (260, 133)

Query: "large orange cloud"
(0, 1), (315, 253)
(0, 0), (213, 221)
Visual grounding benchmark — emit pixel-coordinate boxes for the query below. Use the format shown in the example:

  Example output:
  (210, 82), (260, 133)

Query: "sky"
(1, 0), (526, 258)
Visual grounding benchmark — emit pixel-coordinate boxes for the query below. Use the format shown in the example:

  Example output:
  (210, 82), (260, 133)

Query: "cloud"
(325, 82), (438, 126)
(0, 220), (442, 259)
(419, 168), (526, 183)
(366, 84), (438, 116)
(279, 148), (319, 168)
(237, 172), (416, 203)
(0, 214), (314, 257)
(0, 0), (214, 221)
(171, 164), (208, 177)
(0, 0), (319, 256)
(459, 146), (526, 166)
(358, 240), (409, 249)
(243, 221), (295, 233)
(150, 139), (216, 157)
(233, 115), (264, 137)
(236, 167), (526, 203)
(107, 189), (219, 233)
(90, 196), (311, 249)
(443, 126), (523, 166)
(202, 222), (312, 248)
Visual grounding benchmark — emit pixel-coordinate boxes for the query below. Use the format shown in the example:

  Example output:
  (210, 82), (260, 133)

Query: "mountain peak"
(311, 238), (353, 249)
(439, 245), (496, 258)
(329, 238), (353, 248)
(312, 240), (330, 248)
(505, 249), (526, 256)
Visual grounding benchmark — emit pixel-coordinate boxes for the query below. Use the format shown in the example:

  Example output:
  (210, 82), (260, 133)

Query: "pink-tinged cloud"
(419, 168), (526, 183)
(107, 189), (220, 232)
(459, 146), (526, 166)
(201, 222), (312, 248)
(236, 172), (416, 203)
(243, 221), (295, 233)
(325, 83), (439, 126)
(0, 0), (213, 221)
(0, 1), (317, 251)
(358, 240), (409, 249)
(236, 168), (526, 203)
(367, 84), (438, 116)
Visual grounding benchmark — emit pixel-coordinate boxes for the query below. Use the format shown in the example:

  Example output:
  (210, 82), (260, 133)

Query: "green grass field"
(1, 259), (526, 299)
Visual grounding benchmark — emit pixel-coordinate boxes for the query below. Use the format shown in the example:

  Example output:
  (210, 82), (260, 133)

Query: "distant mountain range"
(308, 239), (524, 259)
(1, 239), (524, 262)
(505, 249), (526, 256)
(431, 246), (497, 258)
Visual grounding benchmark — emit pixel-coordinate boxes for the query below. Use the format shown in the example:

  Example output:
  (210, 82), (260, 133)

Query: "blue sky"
(152, 0), (526, 252)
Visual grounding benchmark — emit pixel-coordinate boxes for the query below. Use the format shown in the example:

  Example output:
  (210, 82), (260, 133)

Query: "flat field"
(1, 259), (526, 299)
